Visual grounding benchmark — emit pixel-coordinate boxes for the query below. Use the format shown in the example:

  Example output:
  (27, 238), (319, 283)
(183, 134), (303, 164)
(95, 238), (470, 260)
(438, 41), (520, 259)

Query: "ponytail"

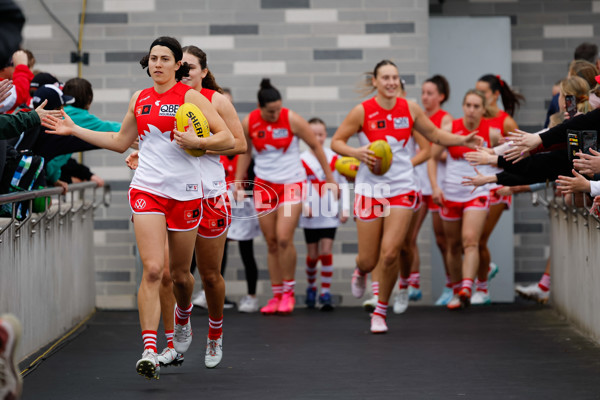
(357, 59), (399, 97)
(477, 74), (525, 116)
(257, 78), (281, 107)
(182, 45), (223, 93)
(202, 69), (223, 93)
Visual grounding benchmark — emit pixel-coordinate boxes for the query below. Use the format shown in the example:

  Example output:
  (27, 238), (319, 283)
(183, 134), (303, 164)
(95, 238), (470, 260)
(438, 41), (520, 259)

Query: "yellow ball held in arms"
(334, 156), (360, 180)
(368, 140), (392, 176)
(175, 102), (210, 157)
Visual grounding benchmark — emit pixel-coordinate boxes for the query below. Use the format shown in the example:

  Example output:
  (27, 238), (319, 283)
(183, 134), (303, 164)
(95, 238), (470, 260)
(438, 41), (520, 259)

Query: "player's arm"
(42, 91), (141, 153)
(204, 92), (246, 156)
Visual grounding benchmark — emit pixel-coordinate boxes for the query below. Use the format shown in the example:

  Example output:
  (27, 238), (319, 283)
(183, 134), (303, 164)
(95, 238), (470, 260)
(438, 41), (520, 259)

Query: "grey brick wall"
(15, 0), (428, 308)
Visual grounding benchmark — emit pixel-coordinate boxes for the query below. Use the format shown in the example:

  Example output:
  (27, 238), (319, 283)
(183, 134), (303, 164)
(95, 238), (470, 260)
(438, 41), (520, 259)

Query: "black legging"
(238, 239), (258, 295)
(190, 238), (258, 295)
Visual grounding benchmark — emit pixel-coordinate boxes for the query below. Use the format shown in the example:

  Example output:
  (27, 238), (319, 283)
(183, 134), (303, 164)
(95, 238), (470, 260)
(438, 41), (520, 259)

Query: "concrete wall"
(14, 0), (430, 307)
(550, 206), (600, 344)
(0, 205), (96, 360)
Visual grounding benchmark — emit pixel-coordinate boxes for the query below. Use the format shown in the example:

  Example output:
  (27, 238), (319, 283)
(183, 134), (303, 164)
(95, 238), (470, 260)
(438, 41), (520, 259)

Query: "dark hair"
(182, 45), (223, 93)
(308, 117), (326, 126)
(358, 59), (399, 97)
(574, 42), (598, 64)
(257, 78), (281, 107)
(424, 74), (450, 105)
(373, 59), (397, 78)
(477, 74), (525, 117)
(62, 77), (93, 109)
(139, 36), (190, 81)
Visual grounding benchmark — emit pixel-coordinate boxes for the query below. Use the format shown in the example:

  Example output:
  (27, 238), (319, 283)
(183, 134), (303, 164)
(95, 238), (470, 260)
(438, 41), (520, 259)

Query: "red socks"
(142, 330), (157, 353)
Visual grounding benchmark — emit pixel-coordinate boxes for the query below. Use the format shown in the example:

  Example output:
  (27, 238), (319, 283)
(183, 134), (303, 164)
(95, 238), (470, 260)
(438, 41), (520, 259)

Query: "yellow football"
(334, 156), (360, 180)
(368, 140), (393, 176)
(175, 102), (210, 157)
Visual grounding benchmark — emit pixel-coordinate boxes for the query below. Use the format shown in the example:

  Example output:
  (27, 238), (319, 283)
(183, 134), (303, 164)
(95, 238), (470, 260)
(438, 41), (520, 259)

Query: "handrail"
(532, 181), (600, 226)
(0, 183), (111, 241)
(0, 187), (64, 204)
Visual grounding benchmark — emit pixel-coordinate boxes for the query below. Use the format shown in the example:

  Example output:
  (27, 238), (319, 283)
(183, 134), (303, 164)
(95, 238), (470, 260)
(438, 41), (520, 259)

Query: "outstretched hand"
(506, 129), (542, 152)
(555, 169), (591, 194)
(461, 167), (493, 188)
(41, 109), (75, 135)
(462, 130), (484, 149)
(464, 148), (495, 166)
(0, 79), (13, 105)
(503, 141), (530, 163)
(34, 100), (63, 123)
(573, 149), (600, 175)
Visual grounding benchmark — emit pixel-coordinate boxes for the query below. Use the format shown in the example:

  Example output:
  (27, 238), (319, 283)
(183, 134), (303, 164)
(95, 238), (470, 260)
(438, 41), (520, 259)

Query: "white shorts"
(227, 197), (261, 241)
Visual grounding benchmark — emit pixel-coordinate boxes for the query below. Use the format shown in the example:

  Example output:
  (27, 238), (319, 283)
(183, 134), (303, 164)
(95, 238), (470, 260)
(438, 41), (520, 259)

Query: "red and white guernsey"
(356, 97), (416, 198)
(443, 118), (491, 202)
(196, 87), (227, 198)
(131, 82), (204, 200)
(220, 154), (238, 186)
(483, 109), (510, 190)
(486, 109), (509, 137)
(299, 147), (349, 229)
(248, 107), (306, 183)
(421, 109), (450, 194)
(429, 109), (449, 129)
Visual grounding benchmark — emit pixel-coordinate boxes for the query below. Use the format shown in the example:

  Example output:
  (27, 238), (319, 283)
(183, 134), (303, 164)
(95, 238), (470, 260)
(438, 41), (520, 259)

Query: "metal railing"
(0, 182), (111, 242)
(532, 182), (600, 228)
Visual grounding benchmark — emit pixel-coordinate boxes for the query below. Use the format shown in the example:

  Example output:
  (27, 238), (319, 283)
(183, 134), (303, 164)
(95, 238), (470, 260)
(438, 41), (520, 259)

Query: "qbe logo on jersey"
(159, 104), (180, 117)
(393, 117), (410, 129)
(272, 128), (289, 139)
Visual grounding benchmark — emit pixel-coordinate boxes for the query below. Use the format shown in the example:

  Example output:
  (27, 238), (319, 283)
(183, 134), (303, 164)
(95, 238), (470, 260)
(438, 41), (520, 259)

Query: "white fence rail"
(0, 183), (110, 360)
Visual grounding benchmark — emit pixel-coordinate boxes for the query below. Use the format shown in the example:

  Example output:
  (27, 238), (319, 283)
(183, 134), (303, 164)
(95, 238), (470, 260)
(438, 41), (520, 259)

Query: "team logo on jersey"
(136, 104), (152, 116)
(393, 117), (410, 129)
(273, 129), (289, 139)
(369, 120), (386, 130)
(186, 184), (199, 192)
(212, 180), (225, 188)
(184, 208), (200, 221)
(368, 111), (379, 119)
(209, 218), (225, 228)
(159, 104), (180, 117)
(155, 100), (161, 106)
(134, 199), (146, 209)
(257, 130), (266, 138)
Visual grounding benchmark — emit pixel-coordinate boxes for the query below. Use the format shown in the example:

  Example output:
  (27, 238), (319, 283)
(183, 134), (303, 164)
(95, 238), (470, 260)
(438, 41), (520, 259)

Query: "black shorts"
(303, 227), (337, 244)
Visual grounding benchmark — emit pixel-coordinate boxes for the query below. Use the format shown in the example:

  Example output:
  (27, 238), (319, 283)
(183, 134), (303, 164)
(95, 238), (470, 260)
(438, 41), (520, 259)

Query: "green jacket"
(0, 111), (40, 139)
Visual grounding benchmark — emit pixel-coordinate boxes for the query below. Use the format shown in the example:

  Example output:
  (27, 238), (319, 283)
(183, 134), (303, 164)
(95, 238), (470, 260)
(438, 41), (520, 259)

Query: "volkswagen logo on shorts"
(134, 199), (146, 209)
